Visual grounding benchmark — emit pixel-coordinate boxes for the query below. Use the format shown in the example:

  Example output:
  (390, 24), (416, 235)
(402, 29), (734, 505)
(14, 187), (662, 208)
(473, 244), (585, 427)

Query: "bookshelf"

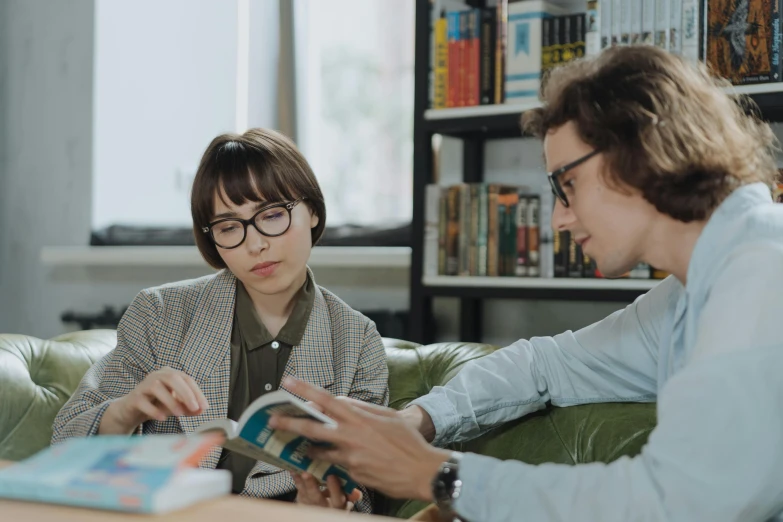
(409, 0), (783, 345)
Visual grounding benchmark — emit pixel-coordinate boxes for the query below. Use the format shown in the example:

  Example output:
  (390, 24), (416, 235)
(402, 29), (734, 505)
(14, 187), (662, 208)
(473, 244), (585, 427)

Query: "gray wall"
(0, 0), (96, 336)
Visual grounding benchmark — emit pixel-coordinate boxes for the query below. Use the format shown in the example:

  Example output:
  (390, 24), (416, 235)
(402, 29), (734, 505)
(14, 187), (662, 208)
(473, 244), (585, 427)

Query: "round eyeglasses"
(202, 197), (306, 249)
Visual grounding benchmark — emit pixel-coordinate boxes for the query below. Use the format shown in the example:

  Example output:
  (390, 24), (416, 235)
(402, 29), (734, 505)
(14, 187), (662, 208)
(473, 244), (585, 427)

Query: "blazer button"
(265, 383), (273, 391)
(271, 341), (280, 350)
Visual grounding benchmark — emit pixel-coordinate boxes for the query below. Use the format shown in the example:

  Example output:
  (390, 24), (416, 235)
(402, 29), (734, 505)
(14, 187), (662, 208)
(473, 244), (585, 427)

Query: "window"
(92, 0), (413, 230)
(92, 0), (277, 230)
(294, 0), (415, 227)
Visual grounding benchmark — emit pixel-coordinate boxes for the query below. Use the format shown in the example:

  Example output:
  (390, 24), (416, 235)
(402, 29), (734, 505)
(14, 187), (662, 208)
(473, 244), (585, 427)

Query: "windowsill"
(40, 246), (411, 269)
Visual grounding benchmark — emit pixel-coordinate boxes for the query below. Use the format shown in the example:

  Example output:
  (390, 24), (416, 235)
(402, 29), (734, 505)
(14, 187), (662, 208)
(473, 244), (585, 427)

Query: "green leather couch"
(0, 330), (657, 518)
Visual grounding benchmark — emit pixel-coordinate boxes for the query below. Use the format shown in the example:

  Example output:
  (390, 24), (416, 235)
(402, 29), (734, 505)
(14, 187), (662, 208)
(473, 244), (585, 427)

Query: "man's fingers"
(282, 377), (362, 424)
(336, 396), (397, 418)
(269, 415), (344, 445)
(308, 447), (350, 469)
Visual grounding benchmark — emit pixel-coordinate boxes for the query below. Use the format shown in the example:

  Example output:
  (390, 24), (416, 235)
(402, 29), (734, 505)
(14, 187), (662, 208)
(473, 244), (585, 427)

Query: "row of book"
(424, 183), (669, 279)
(553, 230), (667, 279)
(429, 0), (783, 111)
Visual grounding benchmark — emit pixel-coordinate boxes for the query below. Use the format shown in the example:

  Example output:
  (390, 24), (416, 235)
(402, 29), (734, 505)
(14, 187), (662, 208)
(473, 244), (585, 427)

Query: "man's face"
(544, 121), (656, 278)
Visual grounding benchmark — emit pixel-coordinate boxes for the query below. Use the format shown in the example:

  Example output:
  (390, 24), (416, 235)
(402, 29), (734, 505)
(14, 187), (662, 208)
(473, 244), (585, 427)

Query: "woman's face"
(211, 187), (319, 301)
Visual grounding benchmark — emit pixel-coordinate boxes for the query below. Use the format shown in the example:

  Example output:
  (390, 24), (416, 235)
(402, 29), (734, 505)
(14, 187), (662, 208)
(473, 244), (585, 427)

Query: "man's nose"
(551, 198), (577, 231)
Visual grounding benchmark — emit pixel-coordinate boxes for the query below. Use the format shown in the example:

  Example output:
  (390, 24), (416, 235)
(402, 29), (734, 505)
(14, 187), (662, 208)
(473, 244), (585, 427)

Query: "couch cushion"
(0, 330), (116, 461)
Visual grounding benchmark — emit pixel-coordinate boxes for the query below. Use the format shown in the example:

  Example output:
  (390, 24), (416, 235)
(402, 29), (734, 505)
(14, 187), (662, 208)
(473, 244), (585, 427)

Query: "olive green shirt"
(216, 273), (315, 496)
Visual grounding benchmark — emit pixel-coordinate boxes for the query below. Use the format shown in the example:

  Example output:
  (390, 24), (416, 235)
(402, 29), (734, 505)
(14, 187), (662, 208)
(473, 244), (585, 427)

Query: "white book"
(504, 0), (567, 104)
(642, 0), (656, 44)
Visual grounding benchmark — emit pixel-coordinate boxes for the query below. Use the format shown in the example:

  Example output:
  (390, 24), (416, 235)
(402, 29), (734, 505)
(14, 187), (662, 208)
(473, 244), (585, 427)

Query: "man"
(270, 45), (783, 521)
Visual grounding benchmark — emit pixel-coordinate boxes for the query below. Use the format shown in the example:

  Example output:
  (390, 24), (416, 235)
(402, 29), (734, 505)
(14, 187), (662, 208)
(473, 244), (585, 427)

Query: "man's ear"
(309, 210), (320, 229)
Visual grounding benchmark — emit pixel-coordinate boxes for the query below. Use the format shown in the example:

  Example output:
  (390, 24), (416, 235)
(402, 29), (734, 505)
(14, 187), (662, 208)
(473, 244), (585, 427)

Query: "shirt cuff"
(407, 389), (462, 448)
(453, 452), (520, 522)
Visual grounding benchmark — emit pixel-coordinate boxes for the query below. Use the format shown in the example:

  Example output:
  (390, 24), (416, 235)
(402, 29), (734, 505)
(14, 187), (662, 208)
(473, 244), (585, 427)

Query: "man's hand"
(271, 377), (452, 501)
(100, 367), (209, 435)
(311, 396), (437, 443)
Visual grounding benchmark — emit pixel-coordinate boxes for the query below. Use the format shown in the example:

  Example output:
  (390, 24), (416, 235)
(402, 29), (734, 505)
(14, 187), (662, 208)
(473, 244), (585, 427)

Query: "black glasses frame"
(202, 196), (307, 249)
(547, 149), (600, 207)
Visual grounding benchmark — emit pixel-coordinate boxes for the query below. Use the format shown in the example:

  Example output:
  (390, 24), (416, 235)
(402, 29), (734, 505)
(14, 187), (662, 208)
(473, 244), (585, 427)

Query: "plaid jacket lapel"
(178, 269), (235, 451)
(281, 281), (335, 395)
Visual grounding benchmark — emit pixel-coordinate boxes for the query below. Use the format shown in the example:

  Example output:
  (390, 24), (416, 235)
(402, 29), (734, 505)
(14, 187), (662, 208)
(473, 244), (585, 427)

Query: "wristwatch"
(431, 452), (464, 522)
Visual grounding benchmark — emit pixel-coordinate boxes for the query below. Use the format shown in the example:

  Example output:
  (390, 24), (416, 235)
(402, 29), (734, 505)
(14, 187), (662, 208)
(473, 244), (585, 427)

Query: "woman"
(52, 128), (388, 513)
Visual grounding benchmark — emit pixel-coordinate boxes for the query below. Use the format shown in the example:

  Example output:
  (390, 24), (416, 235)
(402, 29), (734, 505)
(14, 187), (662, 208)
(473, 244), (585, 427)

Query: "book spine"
(669, 0), (682, 53)
(680, 0), (699, 61)
(433, 14), (449, 109)
(642, 0), (655, 44)
(468, 9), (481, 106)
(480, 8), (497, 104)
(445, 185), (460, 275)
(438, 189), (447, 275)
(477, 184), (489, 276)
(553, 230), (569, 277)
(602, 0), (613, 48)
(527, 195), (541, 277)
(447, 11), (460, 107)
(459, 11), (468, 107)
(469, 184), (480, 275)
(568, 235), (583, 277)
(621, 0), (631, 44)
(458, 184), (470, 276)
(631, 0), (642, 44)
(505, 192), (518, 276)
(655, 0), (670, 49)
(495, 0), (508, 104)
(515, 195), (529, 276)
(575, 13), (586, 60)
(586, 0), (602, 56)
(487, 185), (499, 277)
(424, 184), (442, 276)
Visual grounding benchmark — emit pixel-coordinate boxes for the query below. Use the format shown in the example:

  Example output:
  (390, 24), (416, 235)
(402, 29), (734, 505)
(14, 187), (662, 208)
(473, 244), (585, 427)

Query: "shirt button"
(271, 341), (280, 350)
(265, 383), (273, 391)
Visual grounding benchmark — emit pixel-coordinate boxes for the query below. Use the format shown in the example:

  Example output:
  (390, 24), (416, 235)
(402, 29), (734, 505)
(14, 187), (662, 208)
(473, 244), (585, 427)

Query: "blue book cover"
(0, 434), (229, 513)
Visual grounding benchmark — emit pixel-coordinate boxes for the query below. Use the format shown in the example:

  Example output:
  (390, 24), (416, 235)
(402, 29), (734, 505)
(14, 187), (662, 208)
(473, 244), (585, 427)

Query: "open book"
(0, 434), (229, 514)
(195, 389), (359, 496)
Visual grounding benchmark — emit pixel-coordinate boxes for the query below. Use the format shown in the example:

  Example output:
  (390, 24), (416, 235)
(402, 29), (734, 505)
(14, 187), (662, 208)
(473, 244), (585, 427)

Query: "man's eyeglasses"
(202, 197), (306, 249)
(547, 149), (600, 208)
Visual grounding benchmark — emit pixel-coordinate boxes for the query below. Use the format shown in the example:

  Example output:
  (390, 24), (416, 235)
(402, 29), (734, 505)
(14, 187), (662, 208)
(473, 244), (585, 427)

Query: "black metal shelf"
(407, 0), (783, 344)
(422, 87), (783, 138)
(421, 275), (659, 302)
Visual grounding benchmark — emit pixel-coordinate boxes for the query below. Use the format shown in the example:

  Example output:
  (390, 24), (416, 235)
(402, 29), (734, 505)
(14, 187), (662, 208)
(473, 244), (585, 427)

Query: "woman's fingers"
(326, 475), (347, 508)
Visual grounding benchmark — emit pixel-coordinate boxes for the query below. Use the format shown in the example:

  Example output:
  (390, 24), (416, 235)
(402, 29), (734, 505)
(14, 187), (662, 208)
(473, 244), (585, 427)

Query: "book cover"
(706, 0), (779, 84)
(0, 434), (229, 514)
(196, 389), (359, 496)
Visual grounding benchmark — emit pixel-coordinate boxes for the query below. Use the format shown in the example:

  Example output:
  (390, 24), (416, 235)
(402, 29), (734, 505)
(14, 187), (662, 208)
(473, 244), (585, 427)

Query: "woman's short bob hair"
(191, 128), (326, 269)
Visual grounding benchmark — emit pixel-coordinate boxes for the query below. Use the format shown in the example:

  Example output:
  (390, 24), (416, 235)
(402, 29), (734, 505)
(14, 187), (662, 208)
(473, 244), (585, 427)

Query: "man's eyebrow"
(212, 200), (269, 220)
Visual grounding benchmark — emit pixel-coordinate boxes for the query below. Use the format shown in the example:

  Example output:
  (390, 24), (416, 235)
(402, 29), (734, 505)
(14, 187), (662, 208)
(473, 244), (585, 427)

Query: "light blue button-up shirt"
(411, 183), (783, 522)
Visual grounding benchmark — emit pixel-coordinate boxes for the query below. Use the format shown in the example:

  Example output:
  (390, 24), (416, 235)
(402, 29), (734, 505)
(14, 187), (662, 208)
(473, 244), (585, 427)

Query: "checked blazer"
(51, 268), (389, 512)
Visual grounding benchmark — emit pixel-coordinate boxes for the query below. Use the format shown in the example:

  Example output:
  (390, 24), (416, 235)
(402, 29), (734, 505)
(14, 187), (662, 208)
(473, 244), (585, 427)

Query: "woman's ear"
(309, 210), (320, 229)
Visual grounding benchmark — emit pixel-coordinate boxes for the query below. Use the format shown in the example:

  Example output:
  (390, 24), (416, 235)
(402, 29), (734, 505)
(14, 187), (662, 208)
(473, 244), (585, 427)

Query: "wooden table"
(0, 461), (392, 521)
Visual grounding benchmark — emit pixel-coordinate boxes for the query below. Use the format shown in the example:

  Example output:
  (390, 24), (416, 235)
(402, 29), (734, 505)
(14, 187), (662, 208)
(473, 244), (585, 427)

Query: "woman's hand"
(100, 367), (209, 434)
(270, 377), (451, 501)
(292, 473), (356, 511)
